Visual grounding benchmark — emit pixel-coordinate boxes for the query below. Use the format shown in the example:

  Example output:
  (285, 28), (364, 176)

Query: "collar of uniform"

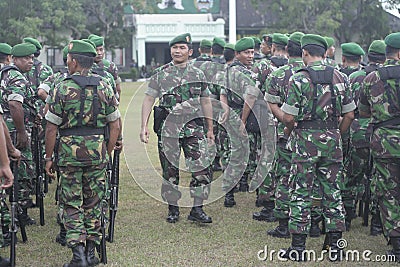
(384, 59), (400, 66)
(307, 60), (324, 67)
(288, 57), (303, 64)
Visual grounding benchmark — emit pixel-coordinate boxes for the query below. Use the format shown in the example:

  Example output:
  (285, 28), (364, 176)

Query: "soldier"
(344, 40), (386, 233)
(0, 42), (38, 226)
(88, 34), (122, 100)
(261, 34), (273, 60)
(194, 39), (212, 62)
(140, 33), (214, 224)
(252, 37), (264, 62)
(324, 36), (336, 67)
(262, 32), (305, 236)
(45, 40), (120, 266)
(280, 34), (355, 261)
(359, 32), (400, 262)
(211, 37), (226, 64)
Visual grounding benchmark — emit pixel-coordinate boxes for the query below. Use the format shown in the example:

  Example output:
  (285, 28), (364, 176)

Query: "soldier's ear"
(188, 49), (193, 57)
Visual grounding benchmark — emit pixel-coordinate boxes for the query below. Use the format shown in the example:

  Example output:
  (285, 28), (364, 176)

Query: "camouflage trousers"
(158, 135), (212, 202)
(245, 131), (259, 179)
(59, 163), (107, 248)
(342, 147), (369, 211)
(0, 191), (9, 247)
(17, 150), (35, 208)
(373, 158), (400, 237)
(289, 157), (346, 234)
(218, 125), (230, 169)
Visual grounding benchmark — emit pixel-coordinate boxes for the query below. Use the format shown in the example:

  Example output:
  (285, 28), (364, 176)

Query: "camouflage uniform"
(146, 61), (213, 202)
(359, 59), (400, 239)
(281, 61), (356, 234)
(0, 64), (36, 209)
(97, 58), (120, 98)
(45, 72), (120, 247)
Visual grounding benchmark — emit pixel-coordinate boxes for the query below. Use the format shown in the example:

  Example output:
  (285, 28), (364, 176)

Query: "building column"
(137, 37), (146, 68)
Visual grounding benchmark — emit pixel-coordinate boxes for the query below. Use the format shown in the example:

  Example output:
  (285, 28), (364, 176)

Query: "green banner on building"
(156, 0), (220, 14)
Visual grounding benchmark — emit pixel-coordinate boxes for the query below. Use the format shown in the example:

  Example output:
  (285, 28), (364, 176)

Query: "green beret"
(169, 33), (192, 47)
(289, 32), (304, 45)
(368, 40), (386, 55)
(301, 34), (328, 50)
(213, 37), (226, 48)
(272, 33), (288, 46)
(12, 43), (37, 57)
(0, 43), (12, 55)
(200, 39), (212, 48)
(235, 37), (255, 52)
(88, 34), (104, 47)
(341, 42), (365, 56)
(324, 37), (335, 48)
(23, 37), (42, 50)
(252, 37), (261, 45)
(384, 32), (400, 49)
(62, 45), (69, 60)
(224, 43), (235, 50)
(82, 38), (97, 49)
(68, 40), (96, 57)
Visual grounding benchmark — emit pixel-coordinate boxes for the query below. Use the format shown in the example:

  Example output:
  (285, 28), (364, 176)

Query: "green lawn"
(10, 82), (395, 266)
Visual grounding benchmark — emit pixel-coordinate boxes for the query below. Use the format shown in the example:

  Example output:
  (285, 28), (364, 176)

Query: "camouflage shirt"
(253, 56), (288, 94)
(145, 61), (210, 138)
(359, 59), (400, 158)
(282, 60), (356, 159)
(46, 72), (120, 166)
(197, 59), (225, 97)
(98, 58), (120, 84)
(26, 59), (53, 91)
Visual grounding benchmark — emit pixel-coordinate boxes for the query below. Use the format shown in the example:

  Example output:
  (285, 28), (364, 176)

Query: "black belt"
(296, 120), (338, 130)
(59, 126), (105, 137)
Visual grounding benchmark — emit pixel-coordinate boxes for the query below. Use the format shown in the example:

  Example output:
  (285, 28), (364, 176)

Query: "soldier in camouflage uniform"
(261, 34), (272, 60)
(252, 37), (264, 62)
(140, 33), (214, 224)
(45, 40), (120, 267)
(324, 36), (336, 67)
(345, 40), (386, 234)
(211, 37), (226, 64)
(262, 32), (305, 237)
(0, 43), (38, 226)
(88, 34), (122, 100)
(280, 34), (355, 261)
(194, 39), (212, 63)
(359, 32), (400, 262)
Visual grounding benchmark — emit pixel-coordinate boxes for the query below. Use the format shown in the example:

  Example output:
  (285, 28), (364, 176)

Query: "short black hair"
(386, 45), (399, 58)
(223, 49), (235, 62)
(343, 55), (361, 63)
(200, 47), (211, 54)
(303, 44), (326, 57)
(254, 43), (261, 50)
(273, 43), (286, 52)
(212, 44), (224, 55)
(34, 50), (40, 57)
(367, 53), (386, 64)
(287, 41), (302, 57)
(70, 53), (95, 69)
(0, 52), (9, 63)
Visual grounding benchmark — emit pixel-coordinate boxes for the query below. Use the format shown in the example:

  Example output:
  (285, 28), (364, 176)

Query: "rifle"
(108, 149), (120, 243)
(362, 149), (373, 226)
(99, 199), (107, 264)
(32, 126), (45, 226)
(9, 132), (27, 267)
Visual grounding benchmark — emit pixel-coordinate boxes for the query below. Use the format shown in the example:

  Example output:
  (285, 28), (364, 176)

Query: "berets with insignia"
(272, 33), (289, 46)
(235, 37), (255, 52)
(0, 43), (12, 55)
(88, 34), (105, 47)
(200, 39), (212, 48)
(213, 37), (226, 48)
(12, 43), (37, 57)
(169, 33), (192, 47)
(368, 40), (386, 55)
(23, 37), (42, 50)
(324, 37), (335, 48)
(68, 40), (97, 57)
(301, 34), (328, 50)
(224, 43), (235, 51)
(289, 32), (304, 46)
(384, 32), (400, 49)
(341, 42), (365, 56)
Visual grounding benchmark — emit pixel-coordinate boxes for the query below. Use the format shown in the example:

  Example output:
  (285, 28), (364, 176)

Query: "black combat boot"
(0, 256), (10, 267)
(253, 201), (276, 222)
(85, 240), (100, 267)
(212, 157), (222, 171)
(370, 211), (383, 236)
(267, 218), (290, 238)
(388, 237), (400, 262)
(238, 174), (249, 192)
(56, 223), (67, 246)
(224, 189), (236, 207)
(63, 244), (88, 267)
(187, 198), (212, 223)
(166, 205), (180, 223)
(327, 231), (344, 262)
(20, 208), (36, 226)
(345, 206), (356, 231)
(310, 214), (322, 238)
(282, 234), (307, 261)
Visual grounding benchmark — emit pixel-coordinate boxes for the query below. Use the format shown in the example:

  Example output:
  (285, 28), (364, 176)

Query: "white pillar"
(137, 37), (146, 68)
(229, 0), (237, 44)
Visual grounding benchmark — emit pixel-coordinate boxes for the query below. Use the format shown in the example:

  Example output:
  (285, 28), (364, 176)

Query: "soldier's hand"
(239, 121), (247, 136)
(140, 127), (150, 143)
(219, 110), (229, 124)
(45, 160), (55, 179)
(115, 140), (123, 151)
(0, 165), (14, 189)
(206, 131), (215, 145)
(8, 148), (21, 165)
(16, 130), (29, 149)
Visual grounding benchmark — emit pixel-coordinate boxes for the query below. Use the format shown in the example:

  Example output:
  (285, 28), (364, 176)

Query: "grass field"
(9, 82), (397, 266)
